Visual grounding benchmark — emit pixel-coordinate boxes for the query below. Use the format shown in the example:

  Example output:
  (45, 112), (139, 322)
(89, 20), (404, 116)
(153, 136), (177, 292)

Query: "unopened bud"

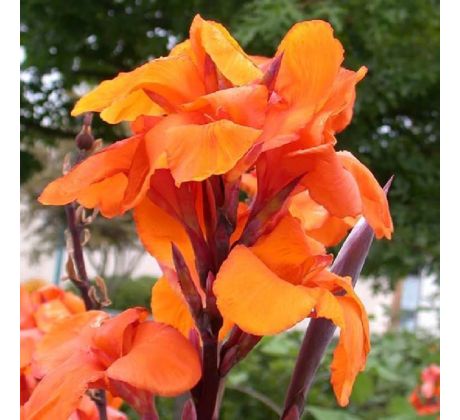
(75, 125), (95, 151)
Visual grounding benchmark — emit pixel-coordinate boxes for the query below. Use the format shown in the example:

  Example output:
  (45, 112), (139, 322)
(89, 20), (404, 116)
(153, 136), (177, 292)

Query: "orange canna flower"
(38, 15), (269, 217)
(36, 14), (395, 414)
(213, 214), (370, 406)
(20, 283), (87, 407)
(23, 308), (201, 419)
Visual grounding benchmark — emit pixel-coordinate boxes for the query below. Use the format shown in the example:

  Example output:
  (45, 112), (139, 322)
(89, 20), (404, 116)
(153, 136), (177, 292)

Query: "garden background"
(20, 0), (440, 418)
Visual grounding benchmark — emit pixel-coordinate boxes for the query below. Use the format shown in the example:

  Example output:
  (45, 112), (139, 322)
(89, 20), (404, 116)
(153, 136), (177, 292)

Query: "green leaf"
(387, 396), (415, 415)
(308, 406), (362, 420)
(350, 372), (375, 405)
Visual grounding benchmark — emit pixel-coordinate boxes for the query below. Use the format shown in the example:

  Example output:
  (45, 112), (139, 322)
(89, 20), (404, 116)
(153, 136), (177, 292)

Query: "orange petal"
(21, 329), (42, 370)
(337, 151), (393, 239)
(151, 276), (195, 338)
(100, 89), (165, 124)
(38, 135), (141, 206)
(308, 215), (356, 247)
(21, 287), (36, 329)
(61, 291), (86, 314)
(133, 196), (194, 267)
(330, 296), (370, 406)
(92, 308), (149, 365)
(296, 66), (367, 148)
(213, 245), (318, 335)
(302, 271), (370, 406)
(23, 352), (105, 420)
(107, 322), (201, 396)
(165, 119), (261, 185)
(308, 288), (345, 329)
(34, 284), (63, 301)
(77, 172), (128, 218)
(190, 15), (262, 86)
(289, 190), (329, 231)
(275, 20), (343, 113)
(290, 144), (362, 218)
(250, 214), (330, 284)
(289, 190), (357, 246)
(33, 300), (72, 333)
(306, 271), (370, 350)
(33, 311), (108, 377)
(325, 67), (367, 134)
(182, 85), (268, 128)
(72, 55), (205, 119)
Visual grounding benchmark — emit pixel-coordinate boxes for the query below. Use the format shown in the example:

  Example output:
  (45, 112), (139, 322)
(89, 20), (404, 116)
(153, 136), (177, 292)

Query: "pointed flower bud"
(75, 114), (95, 151)
(171, 243), (203, 321)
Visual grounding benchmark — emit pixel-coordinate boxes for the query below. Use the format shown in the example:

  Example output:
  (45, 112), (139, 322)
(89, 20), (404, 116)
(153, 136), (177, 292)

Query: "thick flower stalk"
(35, 14), (393, 419)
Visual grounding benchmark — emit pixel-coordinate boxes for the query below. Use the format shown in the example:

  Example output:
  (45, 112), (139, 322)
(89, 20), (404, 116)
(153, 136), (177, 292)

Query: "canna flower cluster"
(36, 14), (393, 418)
(23, 307), (200, 419)
(20, 282), (128, 419)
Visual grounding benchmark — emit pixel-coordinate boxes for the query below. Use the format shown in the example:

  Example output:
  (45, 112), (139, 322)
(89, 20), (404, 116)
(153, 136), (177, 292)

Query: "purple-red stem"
(64, 202), (93, 310)
(195, 335), (220, 420)
(63, 115), (107, 420)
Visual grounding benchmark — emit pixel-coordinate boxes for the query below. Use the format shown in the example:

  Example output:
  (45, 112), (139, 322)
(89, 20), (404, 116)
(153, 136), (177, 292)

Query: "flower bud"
(75, 125), (95, 151)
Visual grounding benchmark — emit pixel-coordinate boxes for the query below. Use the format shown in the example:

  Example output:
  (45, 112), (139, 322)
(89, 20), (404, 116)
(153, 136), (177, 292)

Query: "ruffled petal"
(100, 89), (165, 124)
(165, 119), (261, 185)
(33, 300), (72, 333)
(61, 291), (86, 314)
(181, 85), (268, 128)
(290, 144), (362, 218)
(72, 55), (205, 119)
(337, 151), (393, 239)
(324, 67), (367, 134)
(133, 196), (194, 267)
(151, 276), (195, 338)
(33, 311), (108, 377)
(250, 214), (330, 284)
(275, 20), (344, 113)
(107, 322), (201, 396)
(38, 136), (141, 206)
(289, 191), (357, 246)
(190, 15), (262, 86)
(91, 308), (149, 365)
(23, 352), (105, 420)
(331, 296), (370, 406)
(77, 173), (128, 218)
(213, 245), (318, 335)
(304, 271), (370, 406)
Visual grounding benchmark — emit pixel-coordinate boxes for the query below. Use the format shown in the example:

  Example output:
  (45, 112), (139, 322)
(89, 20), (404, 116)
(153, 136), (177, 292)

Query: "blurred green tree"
(20, 0), (439, 286)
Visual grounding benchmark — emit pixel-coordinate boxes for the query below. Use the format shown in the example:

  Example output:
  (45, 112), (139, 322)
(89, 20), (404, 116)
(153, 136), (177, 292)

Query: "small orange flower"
(20, 282), (87, 406)
(24, 308), (201, 419)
